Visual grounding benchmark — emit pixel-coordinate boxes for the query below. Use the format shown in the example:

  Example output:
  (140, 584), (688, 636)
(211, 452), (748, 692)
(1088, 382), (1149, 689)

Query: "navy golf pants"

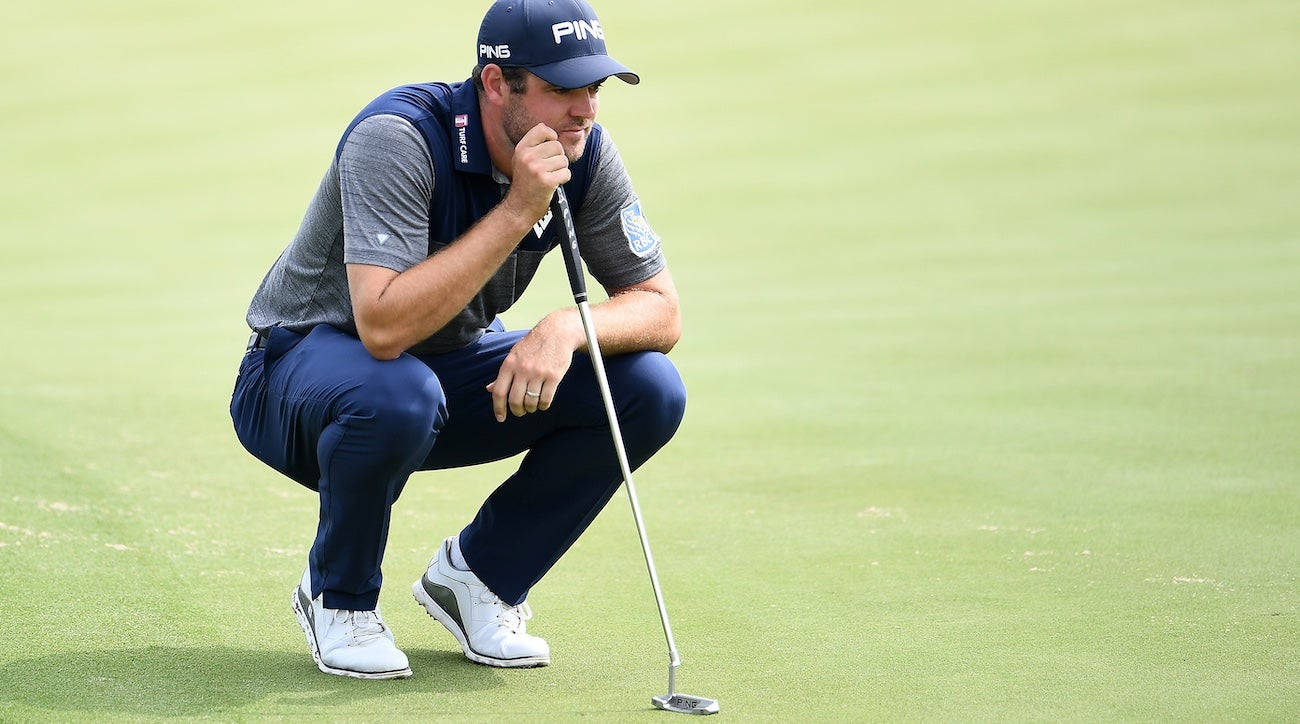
(230, 323), (686, 610)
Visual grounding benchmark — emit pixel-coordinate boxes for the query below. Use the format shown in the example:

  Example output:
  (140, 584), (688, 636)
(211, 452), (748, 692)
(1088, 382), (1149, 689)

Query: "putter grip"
(550, 187), (588, 303)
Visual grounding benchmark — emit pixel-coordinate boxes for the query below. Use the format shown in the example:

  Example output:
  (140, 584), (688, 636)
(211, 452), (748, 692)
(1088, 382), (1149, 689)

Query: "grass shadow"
(0, 645), (504, 716)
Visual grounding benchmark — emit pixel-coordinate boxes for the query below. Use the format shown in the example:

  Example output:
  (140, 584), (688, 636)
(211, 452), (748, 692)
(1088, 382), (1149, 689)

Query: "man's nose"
(570, 90), (597, 118)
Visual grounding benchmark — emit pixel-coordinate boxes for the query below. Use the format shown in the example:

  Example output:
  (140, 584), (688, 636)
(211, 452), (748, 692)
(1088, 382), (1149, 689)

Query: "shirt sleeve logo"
(619, 200), (660, 258)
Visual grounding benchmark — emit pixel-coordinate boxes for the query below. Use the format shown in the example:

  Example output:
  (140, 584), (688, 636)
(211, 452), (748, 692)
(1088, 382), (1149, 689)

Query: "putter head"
(652, 693), (720, 715)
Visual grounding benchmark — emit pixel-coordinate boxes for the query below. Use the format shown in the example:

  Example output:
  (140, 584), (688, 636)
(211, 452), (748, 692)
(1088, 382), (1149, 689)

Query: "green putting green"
(1, 0), (1297, 719)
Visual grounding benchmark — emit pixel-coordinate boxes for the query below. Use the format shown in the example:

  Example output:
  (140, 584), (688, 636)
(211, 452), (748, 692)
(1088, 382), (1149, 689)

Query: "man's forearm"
(351, 203), (536, 359)
(351, 122), (574, 361)
(539, 274), (682, 357)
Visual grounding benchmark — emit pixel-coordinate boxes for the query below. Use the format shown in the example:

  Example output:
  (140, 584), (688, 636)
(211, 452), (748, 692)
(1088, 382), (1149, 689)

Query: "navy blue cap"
(477, 0), (640, 89)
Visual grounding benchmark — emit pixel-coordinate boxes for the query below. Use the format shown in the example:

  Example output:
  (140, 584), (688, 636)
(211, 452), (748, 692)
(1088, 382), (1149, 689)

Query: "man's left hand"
(487, 311), (583, 421)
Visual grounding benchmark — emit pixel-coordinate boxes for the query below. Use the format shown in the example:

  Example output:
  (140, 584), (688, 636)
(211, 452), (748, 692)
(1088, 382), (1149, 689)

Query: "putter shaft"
(550, 188), (716, 714)
(574, 299), (682, 675)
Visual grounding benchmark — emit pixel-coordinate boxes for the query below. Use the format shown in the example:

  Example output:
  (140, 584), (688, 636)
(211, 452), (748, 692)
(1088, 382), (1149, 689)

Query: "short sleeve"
(339, 114), (434, 272)
(573, 132), (667, 291)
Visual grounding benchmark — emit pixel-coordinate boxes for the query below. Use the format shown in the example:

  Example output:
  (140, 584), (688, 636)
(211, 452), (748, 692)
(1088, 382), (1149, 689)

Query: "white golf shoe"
(291, 569), (412, 679)
(411, 537), (551, 668)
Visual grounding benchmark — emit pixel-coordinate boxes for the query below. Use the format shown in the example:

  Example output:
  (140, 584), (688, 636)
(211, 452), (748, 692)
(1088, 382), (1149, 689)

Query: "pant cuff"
(321, 589), (380, 611)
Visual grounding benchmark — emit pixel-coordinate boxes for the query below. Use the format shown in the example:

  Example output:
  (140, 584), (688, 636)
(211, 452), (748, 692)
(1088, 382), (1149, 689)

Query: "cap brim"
(527, 54), (640, 89)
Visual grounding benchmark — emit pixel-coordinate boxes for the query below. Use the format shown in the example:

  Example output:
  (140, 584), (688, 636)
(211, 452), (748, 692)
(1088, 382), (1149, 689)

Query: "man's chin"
(559, 130), (588, 162)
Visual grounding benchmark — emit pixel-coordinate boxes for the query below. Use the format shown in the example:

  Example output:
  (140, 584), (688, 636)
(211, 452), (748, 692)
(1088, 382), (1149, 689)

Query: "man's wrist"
(492, 195), (541, 238)
(540, 308), (586, 351)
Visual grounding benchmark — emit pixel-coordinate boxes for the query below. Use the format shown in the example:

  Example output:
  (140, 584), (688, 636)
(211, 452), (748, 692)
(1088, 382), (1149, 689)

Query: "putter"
(549, 188), (719, 716)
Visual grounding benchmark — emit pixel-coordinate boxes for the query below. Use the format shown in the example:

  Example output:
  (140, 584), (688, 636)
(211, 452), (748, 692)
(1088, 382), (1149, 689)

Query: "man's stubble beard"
(503, 96), (586, 164)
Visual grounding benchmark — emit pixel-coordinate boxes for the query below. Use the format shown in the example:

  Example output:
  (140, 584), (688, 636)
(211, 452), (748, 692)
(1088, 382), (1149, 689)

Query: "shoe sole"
(410, 579), (550, 668)
(291, 585), (413, 680)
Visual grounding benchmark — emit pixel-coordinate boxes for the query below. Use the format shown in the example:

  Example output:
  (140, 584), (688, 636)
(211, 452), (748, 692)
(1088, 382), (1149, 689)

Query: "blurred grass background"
(1, 0), (1297, 719)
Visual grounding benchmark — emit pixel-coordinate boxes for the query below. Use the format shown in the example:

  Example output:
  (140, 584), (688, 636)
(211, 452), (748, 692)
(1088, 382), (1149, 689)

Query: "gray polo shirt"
(245, 114), (665, 355)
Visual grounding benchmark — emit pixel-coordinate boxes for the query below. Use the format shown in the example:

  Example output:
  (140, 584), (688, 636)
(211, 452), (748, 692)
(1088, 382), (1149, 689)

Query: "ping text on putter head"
(652, 693), (721, 716)
(549, 187), (719, 716)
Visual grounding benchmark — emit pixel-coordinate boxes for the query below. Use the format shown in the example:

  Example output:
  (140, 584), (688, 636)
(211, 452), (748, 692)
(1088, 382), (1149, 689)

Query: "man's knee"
(614, 352), (687, 444)
(337, 356), (447, 453)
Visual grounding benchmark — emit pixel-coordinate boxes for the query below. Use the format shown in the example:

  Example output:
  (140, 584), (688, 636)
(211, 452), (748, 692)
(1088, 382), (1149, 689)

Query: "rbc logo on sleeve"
(620, 200), (660, 258)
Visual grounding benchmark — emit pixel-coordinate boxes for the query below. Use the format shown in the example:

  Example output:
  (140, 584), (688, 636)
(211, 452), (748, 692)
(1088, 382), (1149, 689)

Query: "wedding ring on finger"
(525, 390), (542, 398)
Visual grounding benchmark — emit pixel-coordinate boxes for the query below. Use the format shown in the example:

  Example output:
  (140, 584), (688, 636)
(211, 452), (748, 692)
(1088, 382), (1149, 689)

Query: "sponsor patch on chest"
(619, 200), (660, 258)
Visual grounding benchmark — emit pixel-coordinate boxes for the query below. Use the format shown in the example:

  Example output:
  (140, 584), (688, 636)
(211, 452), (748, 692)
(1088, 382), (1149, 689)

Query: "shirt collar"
(448, 79), (493, 176)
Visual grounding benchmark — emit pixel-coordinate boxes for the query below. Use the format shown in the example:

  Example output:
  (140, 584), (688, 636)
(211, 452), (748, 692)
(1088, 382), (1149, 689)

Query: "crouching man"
(229, 0), (684, 678)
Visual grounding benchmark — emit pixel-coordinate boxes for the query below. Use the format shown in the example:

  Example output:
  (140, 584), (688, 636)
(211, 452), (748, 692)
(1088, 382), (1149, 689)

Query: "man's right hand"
(503, 123), (572, 222)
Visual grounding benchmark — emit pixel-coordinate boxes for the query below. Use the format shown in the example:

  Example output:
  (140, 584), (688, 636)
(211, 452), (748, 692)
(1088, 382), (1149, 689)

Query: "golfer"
(229, 0), (684, 679)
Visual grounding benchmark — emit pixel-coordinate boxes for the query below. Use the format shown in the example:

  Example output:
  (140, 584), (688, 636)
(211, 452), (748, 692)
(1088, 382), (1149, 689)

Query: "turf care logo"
(456, 115), (469, 164)
(551, 19), (604, 44)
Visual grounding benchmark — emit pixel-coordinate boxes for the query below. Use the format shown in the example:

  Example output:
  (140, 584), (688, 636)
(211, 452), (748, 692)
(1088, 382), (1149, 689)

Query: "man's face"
(501, 73), (603, 163)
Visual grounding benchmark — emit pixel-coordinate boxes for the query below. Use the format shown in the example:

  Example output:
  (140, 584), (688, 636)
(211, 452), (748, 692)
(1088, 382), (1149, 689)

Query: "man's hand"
(502, 124), (572, 223)
(487, 311), (584, 421)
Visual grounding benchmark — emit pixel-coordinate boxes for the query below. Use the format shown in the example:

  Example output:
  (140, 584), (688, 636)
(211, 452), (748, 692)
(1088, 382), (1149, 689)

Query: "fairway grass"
(1, 0), (1297, 720)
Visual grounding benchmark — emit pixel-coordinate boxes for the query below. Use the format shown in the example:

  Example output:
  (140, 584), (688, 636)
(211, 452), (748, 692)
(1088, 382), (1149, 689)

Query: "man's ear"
(481, 64), (508, 106)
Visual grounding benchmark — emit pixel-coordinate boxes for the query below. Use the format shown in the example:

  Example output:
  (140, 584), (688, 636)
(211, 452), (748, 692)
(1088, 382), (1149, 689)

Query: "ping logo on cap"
(551, 19), (604, 44)
(476, 0), (640, 88)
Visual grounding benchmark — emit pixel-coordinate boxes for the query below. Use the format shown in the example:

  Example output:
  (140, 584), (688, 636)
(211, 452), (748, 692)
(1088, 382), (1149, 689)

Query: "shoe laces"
(477, 590), (533, 633)
(332, 609), (387, 644)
